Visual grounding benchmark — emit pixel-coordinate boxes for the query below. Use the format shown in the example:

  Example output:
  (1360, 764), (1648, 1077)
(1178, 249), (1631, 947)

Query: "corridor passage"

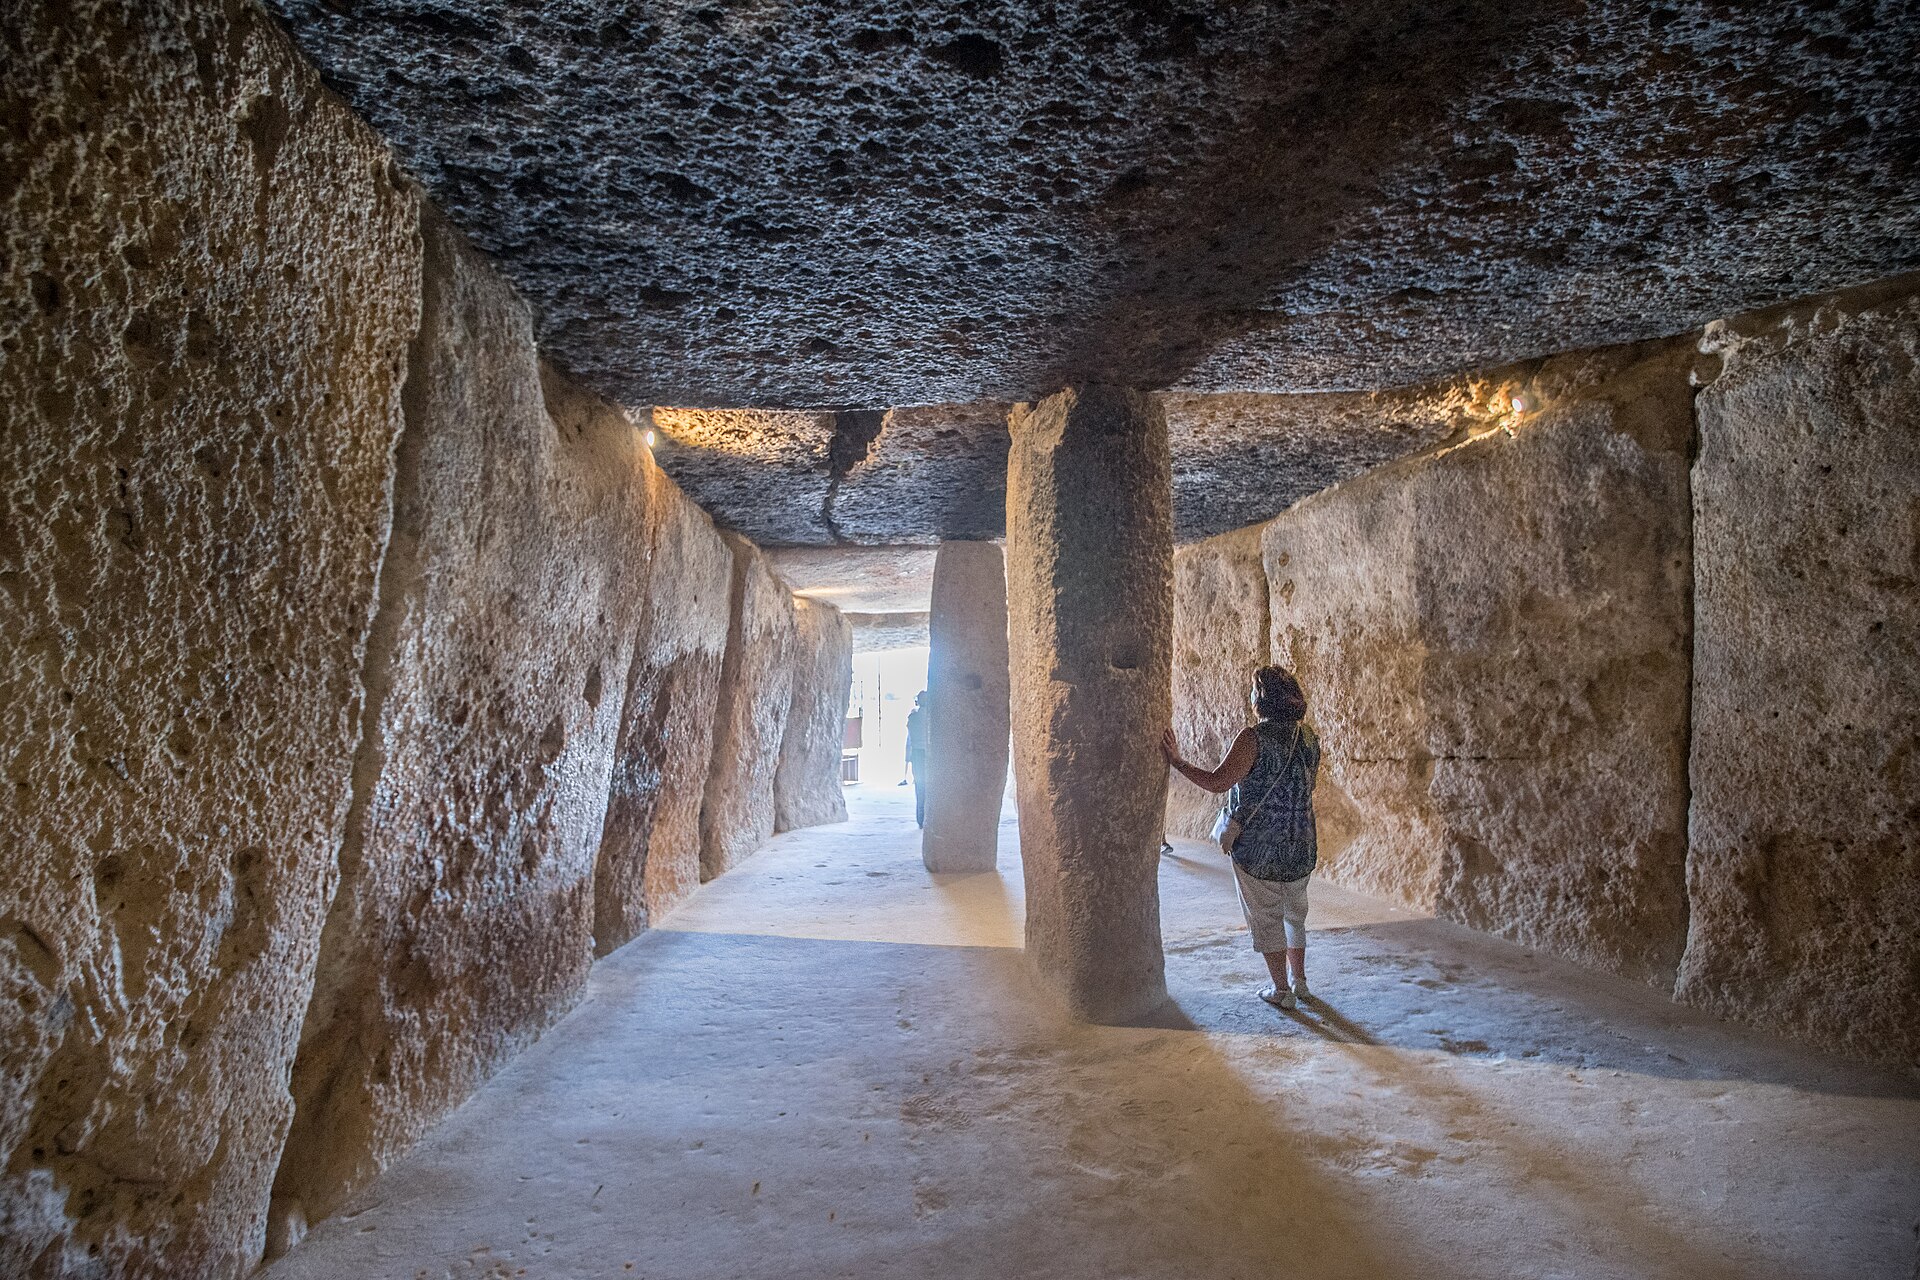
(267, 788), (1918, 1280)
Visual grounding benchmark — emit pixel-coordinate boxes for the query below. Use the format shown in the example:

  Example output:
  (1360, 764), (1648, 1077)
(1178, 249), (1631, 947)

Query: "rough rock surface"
(1678, 284), (1920, 1066)
(834, 403), (1013, 543)
(769, 546), (937, 614)
(268, 0), (1920, 407)
(1167, 527), (1270, 841)
(648, 408), (837, 545)
(922, 542), (1012, 873)
(1265, 341), (1697, 986)
(1006, 388), (1172, 1022)
(1165, 390), (1468, 542)
(848, 612), (932, 653)
(269, 213), (653, 1241)
(773, 600), (854, 832)
(0, 4), (419, 1274)
(700, 536), (799, 879)
(593, 472), (734, 956)
(663, 388), (1492, 547)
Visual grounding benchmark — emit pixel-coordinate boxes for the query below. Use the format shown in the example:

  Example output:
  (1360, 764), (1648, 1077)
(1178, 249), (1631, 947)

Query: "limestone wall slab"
(592, 473), (735, 955)
(1679, 286), (1920, 1065)
(267, 212), (654, 1240)
(1265, 342), (1696, 986)
(1260, 458), (1440, 908)
(1167, 527), (1271, 840)
(700, 536), (799, 878)
(0, 4), (421, 1274)
(773, 600), (854, 832)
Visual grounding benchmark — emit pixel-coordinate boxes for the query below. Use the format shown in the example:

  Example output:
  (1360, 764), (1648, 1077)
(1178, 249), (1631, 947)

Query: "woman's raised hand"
(1160, 728), (1182, 766)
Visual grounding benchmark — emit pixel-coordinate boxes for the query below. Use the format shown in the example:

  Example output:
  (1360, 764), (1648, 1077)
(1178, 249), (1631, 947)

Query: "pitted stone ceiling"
(646, 384), (1501, 545)
(270, 0), (1919, 411)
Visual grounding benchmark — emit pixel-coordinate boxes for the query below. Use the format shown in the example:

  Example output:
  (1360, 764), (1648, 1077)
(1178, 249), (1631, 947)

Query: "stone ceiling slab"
(649, 406), (838, 543)
(833, 402), (1013, 544)
(1165, 384), (1480, 541)
(768, 545), (939, 613)
(661, 381), (1539, 545)
(847, 611), (932, 653)
(268, 0), (1920, 408)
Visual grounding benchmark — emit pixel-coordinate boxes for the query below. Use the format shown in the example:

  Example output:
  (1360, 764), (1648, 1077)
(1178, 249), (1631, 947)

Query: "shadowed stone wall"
(1171, 280), (1920, 1064)
(774, 599), (854, 832)
(0, 4), (421, 1275)
(701, 535), (800, 879)
(1679, 283), (1920, 1067)
(1007, 388), (1172, 1023)
(267, 212), (656, 1246)
(593, 470), (735, 956)
(1167, 526), (1270, 840)
(0, 6), (832, 1268)
(1263, 339), (1697, 987)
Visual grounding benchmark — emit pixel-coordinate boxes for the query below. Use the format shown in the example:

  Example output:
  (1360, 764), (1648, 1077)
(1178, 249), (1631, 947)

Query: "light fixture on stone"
(644, 429), (657, 447)
(1509, 391), (1538, 415)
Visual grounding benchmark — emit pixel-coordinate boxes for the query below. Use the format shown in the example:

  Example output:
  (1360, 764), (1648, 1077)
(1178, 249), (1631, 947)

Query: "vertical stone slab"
(773, 599), (854, 832)
(1006, 388), (1172, 1023)
(1416, 345), (1694, 987)
(1679, 286), (1920, 1066)
(0, 4), (420, 1274)
(700, 536), (799, 878)
(268, 212), (654, 1242)
(1166, 527), (1270, 840)
(592, 471), (734, 955)
(922, 541), (1012, 872)
(1261, 462), (1434, 905)
(1265, 342), (1696, 986)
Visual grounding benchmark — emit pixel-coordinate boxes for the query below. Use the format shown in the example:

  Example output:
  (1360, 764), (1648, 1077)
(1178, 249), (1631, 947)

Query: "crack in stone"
(821, 409), (886, 543)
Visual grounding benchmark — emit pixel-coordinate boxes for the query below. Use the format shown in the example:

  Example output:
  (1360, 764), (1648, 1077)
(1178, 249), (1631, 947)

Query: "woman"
(1161, 666), (1321, 1010)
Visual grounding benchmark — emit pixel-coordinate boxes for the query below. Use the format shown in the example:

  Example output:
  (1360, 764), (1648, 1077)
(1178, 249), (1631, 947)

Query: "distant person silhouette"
(904, 691), (930, 827)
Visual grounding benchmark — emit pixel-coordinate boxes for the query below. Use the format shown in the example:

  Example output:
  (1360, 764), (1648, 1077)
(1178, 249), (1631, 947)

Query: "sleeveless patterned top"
(1227, 720), (1321, 882)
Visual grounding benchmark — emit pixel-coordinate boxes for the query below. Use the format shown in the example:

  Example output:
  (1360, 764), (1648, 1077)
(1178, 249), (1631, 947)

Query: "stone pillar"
(922, 541), (1011, 873)
(1005, 387), (1172, 1023)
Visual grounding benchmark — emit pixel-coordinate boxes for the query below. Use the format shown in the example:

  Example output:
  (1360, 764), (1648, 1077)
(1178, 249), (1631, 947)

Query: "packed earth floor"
(266, 786), (1919, 1280)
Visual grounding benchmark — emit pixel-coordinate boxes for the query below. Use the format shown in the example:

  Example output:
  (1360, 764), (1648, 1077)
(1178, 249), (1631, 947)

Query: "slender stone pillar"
(1005, 387), (1172, 1023)
(922, 541), (1011, 873)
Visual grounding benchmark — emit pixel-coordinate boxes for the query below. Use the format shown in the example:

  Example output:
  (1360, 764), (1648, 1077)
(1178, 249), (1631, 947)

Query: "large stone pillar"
(922, 541), (1011, 873)
(1005, 387), (1172, 1023)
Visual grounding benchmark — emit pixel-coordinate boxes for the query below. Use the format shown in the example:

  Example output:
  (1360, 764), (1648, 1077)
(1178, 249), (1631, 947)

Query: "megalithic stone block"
(1005, 387), (1172, 1024)
(774, 597), (854, 833)
(700, 533), (799, 880)
(922, 541), (1011, 873)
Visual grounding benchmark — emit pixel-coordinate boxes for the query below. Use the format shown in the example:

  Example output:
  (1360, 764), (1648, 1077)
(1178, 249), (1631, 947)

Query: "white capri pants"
(1233, 866), (1310, 951)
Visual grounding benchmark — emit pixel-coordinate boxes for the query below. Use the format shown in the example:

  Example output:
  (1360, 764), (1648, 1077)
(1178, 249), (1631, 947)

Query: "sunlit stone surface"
(922, 541), (1011, 873)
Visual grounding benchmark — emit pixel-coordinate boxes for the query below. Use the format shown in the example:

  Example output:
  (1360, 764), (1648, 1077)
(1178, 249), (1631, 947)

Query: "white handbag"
(1212, 726), (1300, 856)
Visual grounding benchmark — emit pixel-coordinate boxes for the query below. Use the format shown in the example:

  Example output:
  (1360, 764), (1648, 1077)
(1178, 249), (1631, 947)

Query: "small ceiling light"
(1509, 391), (1537, 415)
(643, 429), (657, 447)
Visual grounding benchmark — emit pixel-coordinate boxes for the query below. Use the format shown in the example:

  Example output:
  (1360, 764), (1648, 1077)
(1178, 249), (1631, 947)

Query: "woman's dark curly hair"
(1253, 665), (1307, 722)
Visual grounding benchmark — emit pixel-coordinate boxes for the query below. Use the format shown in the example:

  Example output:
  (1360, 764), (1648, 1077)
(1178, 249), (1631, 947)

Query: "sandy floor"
(268, 785), (1920, 1280)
